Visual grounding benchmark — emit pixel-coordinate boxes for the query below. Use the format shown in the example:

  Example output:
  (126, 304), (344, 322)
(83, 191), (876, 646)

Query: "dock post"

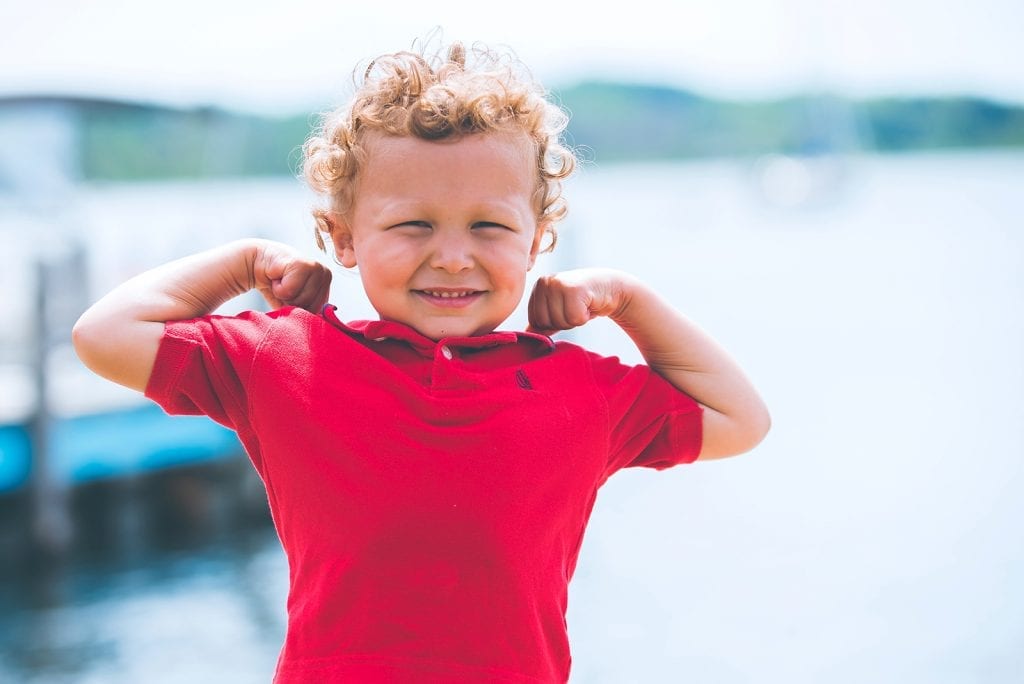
(27, 257), (73, 559)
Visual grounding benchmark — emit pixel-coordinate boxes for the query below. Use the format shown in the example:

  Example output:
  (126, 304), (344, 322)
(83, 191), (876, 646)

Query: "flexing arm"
(72, 239), (332, 393)
(527, 268), (770, 460)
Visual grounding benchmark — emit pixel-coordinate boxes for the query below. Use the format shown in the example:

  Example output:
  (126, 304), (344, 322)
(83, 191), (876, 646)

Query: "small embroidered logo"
(515, 369), (533, 390)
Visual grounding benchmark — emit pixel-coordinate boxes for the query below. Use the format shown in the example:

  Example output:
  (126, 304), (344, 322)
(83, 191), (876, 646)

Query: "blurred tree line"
(77, 102), (313, 180)
(560, 82), (1024, 160)
(70, 83), (1024, 180)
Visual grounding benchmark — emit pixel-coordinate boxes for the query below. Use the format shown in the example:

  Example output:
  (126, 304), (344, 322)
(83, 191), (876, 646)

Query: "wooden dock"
(0, 242), (250, 559)
(0, 405), (242, 494)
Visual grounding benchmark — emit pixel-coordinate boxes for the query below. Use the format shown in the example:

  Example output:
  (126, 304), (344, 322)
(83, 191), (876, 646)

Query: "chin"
(429, 322), (494, 340)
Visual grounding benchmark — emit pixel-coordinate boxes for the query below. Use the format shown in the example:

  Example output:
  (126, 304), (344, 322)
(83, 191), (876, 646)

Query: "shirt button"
(440, 345), (453, 360)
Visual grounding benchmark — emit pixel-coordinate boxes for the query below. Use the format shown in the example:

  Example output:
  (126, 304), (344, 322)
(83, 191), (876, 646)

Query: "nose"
(428, 229), (474, 274)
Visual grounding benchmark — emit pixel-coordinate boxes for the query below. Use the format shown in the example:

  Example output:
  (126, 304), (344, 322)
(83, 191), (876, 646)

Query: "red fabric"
(145, 305), (702, 683)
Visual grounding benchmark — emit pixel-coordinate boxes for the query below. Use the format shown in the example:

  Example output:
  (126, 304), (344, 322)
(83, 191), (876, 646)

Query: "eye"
(389, 221), (432, 231)
(471, 221), (512, 231)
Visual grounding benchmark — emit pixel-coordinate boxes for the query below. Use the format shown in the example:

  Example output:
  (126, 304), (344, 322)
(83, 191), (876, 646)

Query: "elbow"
(70, 308), (159, 393)
(71, 313), (89, 359)
(71, 308), (119, 378)
(726, 411), (771, 458)
(737, 398), (772, 454)
(71, 312), (102, 373)
(746, 404), (772, 452)
(699, 401), (771, 460)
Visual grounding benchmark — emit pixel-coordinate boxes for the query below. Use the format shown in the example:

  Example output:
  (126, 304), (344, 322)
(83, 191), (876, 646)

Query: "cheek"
(490, 251), (532, 294)
(356, 237), (418, 275)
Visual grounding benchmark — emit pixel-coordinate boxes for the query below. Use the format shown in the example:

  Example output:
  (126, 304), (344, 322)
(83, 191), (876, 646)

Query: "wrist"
(223, 238), (277, 293)
(606, 271), (645, 322)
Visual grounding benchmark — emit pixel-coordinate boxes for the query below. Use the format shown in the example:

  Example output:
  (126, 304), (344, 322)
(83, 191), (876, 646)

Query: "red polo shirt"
(145, 305), (702, 683)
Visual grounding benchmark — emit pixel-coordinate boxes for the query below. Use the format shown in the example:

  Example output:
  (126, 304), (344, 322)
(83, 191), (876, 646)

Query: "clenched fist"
(527, 268), (635, 335)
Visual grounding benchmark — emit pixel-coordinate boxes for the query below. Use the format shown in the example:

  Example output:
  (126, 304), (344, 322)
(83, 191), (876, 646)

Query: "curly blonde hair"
(302, 40), (577, 253)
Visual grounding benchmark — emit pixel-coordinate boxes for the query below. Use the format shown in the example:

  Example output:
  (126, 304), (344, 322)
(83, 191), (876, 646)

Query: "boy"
(73, 41), (769, 683)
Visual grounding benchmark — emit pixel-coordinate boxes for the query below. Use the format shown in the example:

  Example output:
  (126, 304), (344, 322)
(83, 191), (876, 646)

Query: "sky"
(1, 0), (1022, 114)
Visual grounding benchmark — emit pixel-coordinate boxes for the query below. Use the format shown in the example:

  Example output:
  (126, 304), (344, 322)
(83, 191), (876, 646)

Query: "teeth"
(425, 291), (474, 298)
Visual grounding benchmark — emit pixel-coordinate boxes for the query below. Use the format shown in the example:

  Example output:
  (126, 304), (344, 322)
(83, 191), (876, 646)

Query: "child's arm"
(72, 238), (332, 393)
(527, 268), (770, 460)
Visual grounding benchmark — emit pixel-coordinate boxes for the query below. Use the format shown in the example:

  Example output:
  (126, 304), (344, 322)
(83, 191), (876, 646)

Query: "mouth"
(413, 288), (485, 308)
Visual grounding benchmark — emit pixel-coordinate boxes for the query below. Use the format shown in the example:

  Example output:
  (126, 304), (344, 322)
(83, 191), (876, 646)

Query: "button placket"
(430, 344), (461, 389)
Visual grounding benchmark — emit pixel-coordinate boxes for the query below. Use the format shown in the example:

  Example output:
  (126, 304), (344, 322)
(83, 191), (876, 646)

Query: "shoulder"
(552, 337), (700, 411)
(549, 338), (640, 384)
(512, 337), (650, 403)
(159, 305), (337, 357)
(167, 305), (325, 333)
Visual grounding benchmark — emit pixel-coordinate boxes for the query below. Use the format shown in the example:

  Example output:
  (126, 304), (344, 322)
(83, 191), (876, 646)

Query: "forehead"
(357, 132), (537, 200)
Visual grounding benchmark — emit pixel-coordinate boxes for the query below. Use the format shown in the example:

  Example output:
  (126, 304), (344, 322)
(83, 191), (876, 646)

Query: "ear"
(527, 219), (551, 270)
(327, 214), (358, 268)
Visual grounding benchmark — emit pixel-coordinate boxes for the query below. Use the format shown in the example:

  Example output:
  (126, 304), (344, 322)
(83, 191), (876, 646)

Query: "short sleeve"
(587, 351), (704, 480)
(144, 310), (276, 432)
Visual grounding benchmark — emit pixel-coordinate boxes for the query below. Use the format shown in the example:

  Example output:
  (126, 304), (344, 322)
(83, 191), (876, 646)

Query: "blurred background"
(1, 1), (1022, 682)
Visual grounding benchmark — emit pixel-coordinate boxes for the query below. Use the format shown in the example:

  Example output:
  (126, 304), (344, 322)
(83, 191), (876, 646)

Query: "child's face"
(333, 132), (545, 340)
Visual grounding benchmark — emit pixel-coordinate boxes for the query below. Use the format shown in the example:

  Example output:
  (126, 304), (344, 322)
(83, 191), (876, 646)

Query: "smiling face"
(331, 132), (546, 340)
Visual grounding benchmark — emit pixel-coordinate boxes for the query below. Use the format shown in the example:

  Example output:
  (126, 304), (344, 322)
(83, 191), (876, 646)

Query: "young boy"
(73, 41), (769, 683)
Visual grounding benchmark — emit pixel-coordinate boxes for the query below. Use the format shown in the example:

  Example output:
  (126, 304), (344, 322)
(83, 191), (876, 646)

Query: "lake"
(1, 151), (1022, 683)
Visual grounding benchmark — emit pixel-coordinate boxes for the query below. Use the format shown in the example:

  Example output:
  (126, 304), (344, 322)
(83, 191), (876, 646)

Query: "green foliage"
(860, 97), (1024, 150)
(556, 82), (1024, 161)
(72, 85), (1024, 181)
(78, 101), (313, 181)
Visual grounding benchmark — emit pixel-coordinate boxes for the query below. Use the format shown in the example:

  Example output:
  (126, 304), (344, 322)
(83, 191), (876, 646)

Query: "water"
(1, 152), (1022, 682)
(564, 152), (1024, 683)
(0, 530), (287, 683)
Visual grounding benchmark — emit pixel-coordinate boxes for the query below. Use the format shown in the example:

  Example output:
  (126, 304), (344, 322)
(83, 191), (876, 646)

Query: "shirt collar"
(320, 304), (555, 355)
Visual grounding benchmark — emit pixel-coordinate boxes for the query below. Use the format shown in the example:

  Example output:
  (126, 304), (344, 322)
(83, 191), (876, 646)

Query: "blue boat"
(0, 405), (242, 494)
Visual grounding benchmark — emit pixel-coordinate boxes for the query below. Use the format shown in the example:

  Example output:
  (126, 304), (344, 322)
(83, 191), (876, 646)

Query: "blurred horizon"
(7, 78), (1024, 119)
(3, 85), (1022, 197)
